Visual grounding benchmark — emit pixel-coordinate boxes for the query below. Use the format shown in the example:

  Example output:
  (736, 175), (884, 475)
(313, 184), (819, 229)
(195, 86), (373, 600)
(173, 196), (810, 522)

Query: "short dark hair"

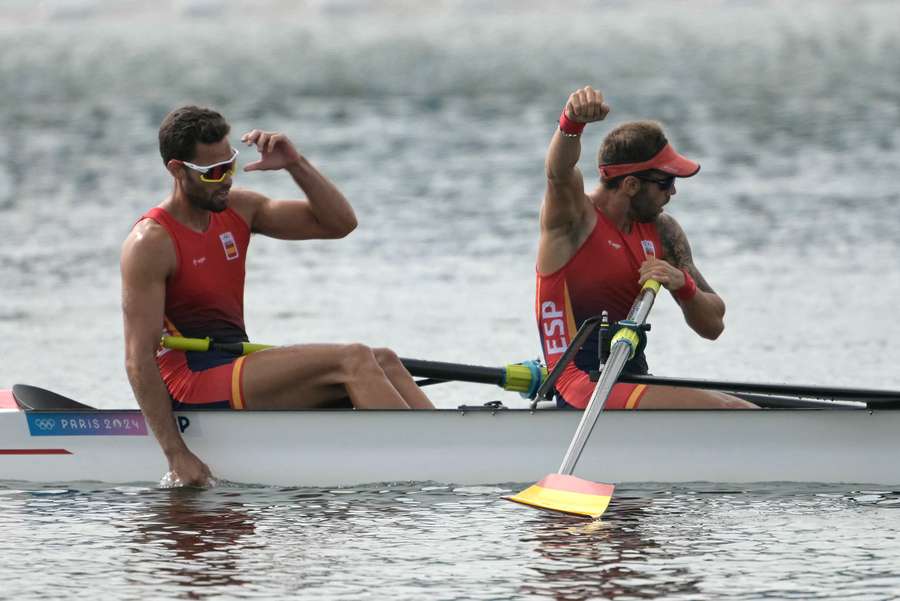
(598, 121), (668, 189)
(158, 106), (230, 164)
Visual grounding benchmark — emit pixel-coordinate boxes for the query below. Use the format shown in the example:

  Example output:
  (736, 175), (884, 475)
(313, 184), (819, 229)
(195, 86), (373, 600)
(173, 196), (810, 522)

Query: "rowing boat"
(3, 384), (900, 486)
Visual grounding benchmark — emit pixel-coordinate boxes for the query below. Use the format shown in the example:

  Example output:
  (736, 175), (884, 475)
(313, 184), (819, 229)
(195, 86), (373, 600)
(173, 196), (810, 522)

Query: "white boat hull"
(2, 407), (899, 486)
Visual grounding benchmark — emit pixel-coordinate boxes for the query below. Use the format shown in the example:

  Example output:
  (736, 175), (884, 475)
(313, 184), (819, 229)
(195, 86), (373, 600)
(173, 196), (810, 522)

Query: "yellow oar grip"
(241, 342), (274, 354)
(162, 336), (211, 352)
(642, 278), (661, 294)
(610, 327), (641, 361)
(161, 336), (273, 355)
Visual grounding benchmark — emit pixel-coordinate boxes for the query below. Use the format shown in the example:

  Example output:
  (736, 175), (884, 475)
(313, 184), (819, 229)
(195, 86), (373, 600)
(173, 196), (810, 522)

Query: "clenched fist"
(564, 86), (611, 124)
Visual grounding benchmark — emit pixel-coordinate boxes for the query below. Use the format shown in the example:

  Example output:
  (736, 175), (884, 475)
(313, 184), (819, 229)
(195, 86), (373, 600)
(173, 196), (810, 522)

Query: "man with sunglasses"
(536, 86), (755, 410)
(121, 106), (434, 487)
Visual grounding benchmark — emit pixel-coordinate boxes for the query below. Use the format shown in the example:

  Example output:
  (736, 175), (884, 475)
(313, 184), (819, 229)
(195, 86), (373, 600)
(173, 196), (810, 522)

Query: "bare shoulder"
(227, 187), (269, 227)
(121, 218), (175, 279)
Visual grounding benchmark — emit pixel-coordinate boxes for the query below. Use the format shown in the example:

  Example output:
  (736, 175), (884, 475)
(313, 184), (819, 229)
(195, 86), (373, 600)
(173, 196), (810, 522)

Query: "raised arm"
(236, 129), (358, 240)
(639, 214), (726, 339)
(538, 86), (611, 273)
(121, 221), (212, 485)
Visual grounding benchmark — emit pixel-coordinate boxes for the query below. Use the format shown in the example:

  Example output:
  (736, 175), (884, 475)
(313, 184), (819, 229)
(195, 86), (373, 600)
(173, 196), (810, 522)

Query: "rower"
(535, 85), (756, 410)
(121, 107), (434, 487)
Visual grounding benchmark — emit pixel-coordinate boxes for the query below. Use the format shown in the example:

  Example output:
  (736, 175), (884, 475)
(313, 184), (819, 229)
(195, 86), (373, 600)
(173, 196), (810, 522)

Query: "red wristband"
(559, 109), (586, 136)
(674, 269), (698, 302)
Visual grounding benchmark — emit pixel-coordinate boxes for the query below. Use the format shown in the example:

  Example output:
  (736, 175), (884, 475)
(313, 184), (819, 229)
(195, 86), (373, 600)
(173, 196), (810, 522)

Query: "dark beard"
(185, 181), (229, 213)
(630, 189), (659, 223)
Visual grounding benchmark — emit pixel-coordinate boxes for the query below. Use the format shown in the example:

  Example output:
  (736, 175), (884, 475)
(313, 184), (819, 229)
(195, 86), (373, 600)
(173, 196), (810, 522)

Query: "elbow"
(687, 313), (724, 340)
(695, 296), (725, 340)
(124, 346), (155, 383)
(330, 214), (357, 239)
(699, 316), (725, 340)
(342, 214), (358, 237)
(124, 353), (144, 384)
(702, 324), (724, 341)
(316, 213), (357, 239)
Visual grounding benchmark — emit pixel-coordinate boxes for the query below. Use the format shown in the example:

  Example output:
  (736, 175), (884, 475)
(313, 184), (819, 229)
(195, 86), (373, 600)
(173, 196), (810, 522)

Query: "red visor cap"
(599, 143), (700, 180)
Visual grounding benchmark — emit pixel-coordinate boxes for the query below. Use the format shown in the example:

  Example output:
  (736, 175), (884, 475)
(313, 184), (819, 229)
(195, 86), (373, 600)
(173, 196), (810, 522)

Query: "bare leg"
(241, 343), (431, 410)
(638, 385), (758, 409)
(372, 348), (434, 409)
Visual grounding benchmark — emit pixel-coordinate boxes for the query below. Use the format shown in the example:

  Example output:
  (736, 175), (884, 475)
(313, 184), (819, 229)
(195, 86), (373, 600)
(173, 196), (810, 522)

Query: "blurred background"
(1, 0), (898, 408)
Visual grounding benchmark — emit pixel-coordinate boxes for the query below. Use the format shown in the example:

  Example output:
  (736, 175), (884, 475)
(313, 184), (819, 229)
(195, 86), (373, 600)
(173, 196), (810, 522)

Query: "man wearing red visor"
(121, 106), (434, 487)
(536, 86), (755, 410)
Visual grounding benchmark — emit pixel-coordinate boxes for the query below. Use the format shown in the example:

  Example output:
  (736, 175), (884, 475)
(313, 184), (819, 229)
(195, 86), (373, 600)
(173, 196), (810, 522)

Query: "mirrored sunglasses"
(181, 148), (239, 183)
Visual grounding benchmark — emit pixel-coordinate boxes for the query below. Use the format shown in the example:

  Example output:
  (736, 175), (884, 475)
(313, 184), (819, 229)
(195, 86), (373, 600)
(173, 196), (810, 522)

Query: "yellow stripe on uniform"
(625, 384), (646, 409)
(563, 281), (578, 343)
(231, 355), (247, 410)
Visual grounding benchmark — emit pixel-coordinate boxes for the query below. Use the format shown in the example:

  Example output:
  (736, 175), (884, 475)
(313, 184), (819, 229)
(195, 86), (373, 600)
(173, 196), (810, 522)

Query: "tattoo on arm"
(657, 215), (715, 294)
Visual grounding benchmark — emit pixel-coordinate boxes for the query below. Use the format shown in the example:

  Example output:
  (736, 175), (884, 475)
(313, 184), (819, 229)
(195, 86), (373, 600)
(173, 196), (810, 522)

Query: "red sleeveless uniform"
(141, 207), (252, 409)
(536, 209), (664, 409)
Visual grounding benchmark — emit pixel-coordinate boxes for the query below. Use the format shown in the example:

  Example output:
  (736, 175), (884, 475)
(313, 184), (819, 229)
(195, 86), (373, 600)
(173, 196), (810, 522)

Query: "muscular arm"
(237, 130), (358, 240)
(650, 214), (726, 340)
(251, 157), (357, 239)
(121, 222), (211, 484)
(538, 86), (610, 274)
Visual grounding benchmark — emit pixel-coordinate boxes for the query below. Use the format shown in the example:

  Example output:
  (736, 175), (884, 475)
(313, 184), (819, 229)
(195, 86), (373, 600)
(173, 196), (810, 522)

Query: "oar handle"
(160, 336), (546, 394)
(400, 358), (545, 394)
(162, 336), (273, 355)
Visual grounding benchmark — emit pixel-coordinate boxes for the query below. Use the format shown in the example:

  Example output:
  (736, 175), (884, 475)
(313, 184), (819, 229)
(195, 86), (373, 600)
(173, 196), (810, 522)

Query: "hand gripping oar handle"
(159, 336), (546, 394)
(557, 279), (661, 475)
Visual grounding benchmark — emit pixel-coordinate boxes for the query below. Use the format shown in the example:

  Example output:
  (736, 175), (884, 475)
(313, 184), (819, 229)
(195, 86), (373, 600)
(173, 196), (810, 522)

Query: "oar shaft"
(400, 358), (506, 387)
(160, 336), (543, 394)
(558, 339), (632, 475)
(618, 375), (900, 402)
(627, 285), (657, 323)
(557, 280), (661, 475)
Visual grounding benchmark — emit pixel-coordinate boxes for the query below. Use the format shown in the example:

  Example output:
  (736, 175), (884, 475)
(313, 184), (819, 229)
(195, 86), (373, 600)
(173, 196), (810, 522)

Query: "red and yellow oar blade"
(504, 474), (615, 519)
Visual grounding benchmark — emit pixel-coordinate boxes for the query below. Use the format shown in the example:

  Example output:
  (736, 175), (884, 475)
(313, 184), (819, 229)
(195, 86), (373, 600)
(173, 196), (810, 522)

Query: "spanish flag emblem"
(219, 231), (240, 261)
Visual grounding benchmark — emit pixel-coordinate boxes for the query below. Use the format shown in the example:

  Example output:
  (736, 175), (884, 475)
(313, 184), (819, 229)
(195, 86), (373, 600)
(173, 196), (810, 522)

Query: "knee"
(372, 347), (400, 367)
(373, 347), (412, 379)
(341, 343), (378, 378)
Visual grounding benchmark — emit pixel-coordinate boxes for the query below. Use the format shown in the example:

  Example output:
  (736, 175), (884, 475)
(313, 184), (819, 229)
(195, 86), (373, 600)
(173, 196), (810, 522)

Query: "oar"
(161, 336), (900, 406)
(504, 279), (662, 519)
(616, 375), (900, 403)
(160, 336), (547, 396)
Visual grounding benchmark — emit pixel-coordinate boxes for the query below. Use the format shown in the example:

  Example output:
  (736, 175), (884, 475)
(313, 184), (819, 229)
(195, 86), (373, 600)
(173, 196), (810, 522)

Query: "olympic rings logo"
(33, 418), (56, 431)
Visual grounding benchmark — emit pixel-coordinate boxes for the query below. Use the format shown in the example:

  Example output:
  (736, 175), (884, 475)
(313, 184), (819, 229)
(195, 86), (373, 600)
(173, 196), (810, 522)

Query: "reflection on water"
(123, 490), (259, 591)
(518, 499), (704, 600)
(2, 482), (900, 599)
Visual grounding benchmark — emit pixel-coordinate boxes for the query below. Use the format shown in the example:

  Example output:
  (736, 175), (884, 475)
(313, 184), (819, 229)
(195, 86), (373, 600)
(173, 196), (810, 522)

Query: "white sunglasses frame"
(180, 148), (240, 182)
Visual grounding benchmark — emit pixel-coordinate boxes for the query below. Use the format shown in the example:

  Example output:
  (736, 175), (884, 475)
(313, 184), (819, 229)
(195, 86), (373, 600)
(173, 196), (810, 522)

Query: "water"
(2, 0), (900, 598)
(3, 481), (900, 600)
